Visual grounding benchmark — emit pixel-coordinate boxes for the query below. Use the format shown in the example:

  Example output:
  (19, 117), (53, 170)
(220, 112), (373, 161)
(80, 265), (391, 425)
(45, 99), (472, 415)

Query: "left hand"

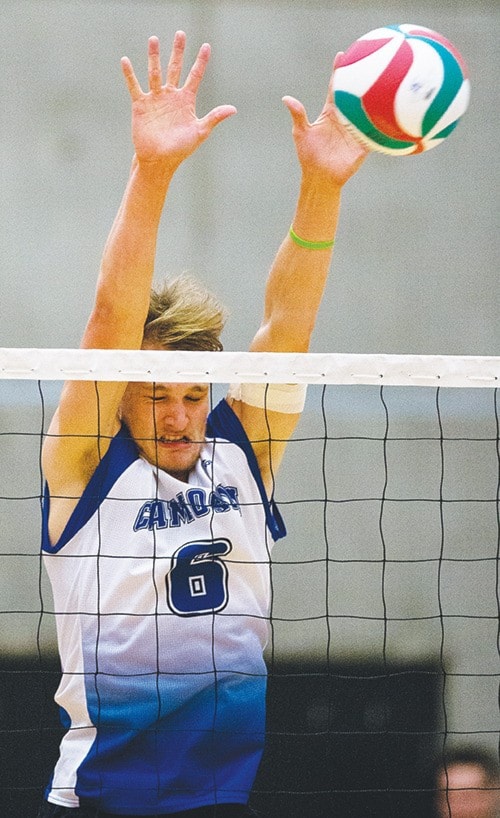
(282, 53), (369, 187)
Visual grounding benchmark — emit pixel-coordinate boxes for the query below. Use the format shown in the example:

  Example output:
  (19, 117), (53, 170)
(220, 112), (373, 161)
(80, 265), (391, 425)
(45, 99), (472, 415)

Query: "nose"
(157, 400), (188, 432)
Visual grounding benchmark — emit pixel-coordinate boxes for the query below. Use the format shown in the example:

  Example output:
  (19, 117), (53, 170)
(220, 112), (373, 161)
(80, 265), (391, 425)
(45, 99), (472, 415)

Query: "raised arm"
(43, 33), (236, 538)
(254, 58), (367, 352)
(228, 57), (368, 490)
(87, 34), (235, 352)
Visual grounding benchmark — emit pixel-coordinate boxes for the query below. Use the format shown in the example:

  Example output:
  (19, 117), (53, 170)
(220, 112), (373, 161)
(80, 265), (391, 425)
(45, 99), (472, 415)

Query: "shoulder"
(211, 393), (301, 495)
(43, 425), (140, 550)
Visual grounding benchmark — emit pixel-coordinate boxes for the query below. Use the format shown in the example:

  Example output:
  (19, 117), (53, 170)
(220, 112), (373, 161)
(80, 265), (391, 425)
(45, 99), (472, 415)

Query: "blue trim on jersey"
(207, 399), (286, 542)
(42, 402), (286, 552)
(42, 426), (139, 553)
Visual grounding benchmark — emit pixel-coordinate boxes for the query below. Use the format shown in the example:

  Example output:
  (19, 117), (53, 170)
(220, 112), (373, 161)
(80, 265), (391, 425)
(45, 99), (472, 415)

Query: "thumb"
(282, 96), (309, 129)
(201, 104), (237, 134)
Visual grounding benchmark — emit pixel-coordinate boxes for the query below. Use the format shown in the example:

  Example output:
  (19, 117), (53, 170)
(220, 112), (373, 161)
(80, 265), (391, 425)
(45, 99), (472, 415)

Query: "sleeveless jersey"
(41, 399), (285, 815)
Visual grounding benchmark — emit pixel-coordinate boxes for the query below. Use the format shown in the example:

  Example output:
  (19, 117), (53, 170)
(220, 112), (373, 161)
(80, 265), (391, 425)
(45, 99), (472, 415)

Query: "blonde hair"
(143, 274), (227, 351)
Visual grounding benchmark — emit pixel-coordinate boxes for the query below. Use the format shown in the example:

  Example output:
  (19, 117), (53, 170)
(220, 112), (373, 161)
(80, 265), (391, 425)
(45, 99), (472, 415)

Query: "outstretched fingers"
(120, 55), (142, 102)
(324, 67), (336, 111)
(323, 52), (344, 111)
(147, 35), (163, 92)
(165, 30), (186, 87)
(121, 31), (188, 100)
(122, 33), (218, 104)
(183, 42), (212, 95)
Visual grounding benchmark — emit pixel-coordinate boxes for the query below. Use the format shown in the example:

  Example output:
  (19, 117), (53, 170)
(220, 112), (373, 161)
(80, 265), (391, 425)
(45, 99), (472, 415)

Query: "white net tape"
(1, 347), (499, 386)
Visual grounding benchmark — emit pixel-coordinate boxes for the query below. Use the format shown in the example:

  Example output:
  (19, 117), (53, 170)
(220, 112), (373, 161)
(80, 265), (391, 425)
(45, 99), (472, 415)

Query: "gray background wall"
(1, 0), (499, 775)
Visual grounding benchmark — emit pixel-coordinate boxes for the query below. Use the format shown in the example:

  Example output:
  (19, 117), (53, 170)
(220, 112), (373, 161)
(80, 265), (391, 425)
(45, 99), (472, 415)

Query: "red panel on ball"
(362, 41), (415, 141)
(336, 38), (393, 68)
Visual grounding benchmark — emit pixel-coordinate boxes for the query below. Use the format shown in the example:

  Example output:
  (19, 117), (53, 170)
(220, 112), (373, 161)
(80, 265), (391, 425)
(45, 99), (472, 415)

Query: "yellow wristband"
(289, 225), (335, 250)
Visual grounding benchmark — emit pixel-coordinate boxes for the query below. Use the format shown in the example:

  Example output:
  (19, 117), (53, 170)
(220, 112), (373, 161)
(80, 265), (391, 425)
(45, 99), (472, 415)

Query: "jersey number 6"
(166, 539), (232, 616)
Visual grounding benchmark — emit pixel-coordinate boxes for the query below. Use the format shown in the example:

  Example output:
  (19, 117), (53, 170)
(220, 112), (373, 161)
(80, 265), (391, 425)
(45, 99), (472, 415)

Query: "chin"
(160, 450), (200, 478)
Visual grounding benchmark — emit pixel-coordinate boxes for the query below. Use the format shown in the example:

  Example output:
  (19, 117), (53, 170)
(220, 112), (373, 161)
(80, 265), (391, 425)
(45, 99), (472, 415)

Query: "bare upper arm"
(42, 378), (125, 542)
(226, 396), (301, 495)
(233, 312), (307, 493)
(42, 301), (138, 495)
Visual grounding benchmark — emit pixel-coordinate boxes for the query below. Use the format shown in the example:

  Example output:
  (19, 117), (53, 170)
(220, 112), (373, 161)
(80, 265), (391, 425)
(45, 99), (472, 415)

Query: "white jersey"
(41, 399), (285, 814)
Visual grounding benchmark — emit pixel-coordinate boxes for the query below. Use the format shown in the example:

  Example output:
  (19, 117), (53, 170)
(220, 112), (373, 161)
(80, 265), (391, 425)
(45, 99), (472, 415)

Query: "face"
(436, 764), (499, 818)
(119, 380), (210, 481)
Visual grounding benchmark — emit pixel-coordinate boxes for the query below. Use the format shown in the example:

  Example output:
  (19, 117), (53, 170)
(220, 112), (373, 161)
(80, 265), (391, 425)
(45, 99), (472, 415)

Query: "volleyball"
(332, 24), (470, 156)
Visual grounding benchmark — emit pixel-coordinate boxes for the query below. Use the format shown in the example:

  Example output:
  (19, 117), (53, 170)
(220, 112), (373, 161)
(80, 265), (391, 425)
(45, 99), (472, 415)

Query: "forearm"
(252, 174), (342, 353)
(84, 157), (176, 348)
(251, 73), (368, 354)
(291, 170), (342, 244)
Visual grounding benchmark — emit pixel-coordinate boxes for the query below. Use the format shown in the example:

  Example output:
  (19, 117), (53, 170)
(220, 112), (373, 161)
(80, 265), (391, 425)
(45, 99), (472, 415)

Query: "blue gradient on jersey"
(76, 670), (266, 812)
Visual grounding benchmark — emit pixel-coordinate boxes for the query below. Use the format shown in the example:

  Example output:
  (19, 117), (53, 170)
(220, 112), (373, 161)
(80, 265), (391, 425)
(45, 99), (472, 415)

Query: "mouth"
(156, 436), (192, 448)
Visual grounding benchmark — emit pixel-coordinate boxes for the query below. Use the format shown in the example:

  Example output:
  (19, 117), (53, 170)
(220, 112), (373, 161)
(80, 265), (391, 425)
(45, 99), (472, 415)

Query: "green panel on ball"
(418, 38), (464, 136)
(433, 119), (460, 141)
(334, 91), (415, 151)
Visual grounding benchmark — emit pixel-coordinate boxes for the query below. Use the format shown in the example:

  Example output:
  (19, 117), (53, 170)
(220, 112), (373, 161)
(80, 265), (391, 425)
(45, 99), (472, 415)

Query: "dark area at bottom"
(0, 656), (440, 818)
(252, 659), (440, 817)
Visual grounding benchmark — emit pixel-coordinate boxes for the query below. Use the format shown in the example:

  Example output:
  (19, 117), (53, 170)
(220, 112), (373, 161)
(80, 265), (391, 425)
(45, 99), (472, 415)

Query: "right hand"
(121, 32), (237, 170)
(282, 52), (368, 189)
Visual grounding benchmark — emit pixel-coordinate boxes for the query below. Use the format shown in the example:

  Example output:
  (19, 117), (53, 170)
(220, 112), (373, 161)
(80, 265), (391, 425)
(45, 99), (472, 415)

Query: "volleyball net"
(0, 347), (499, 816)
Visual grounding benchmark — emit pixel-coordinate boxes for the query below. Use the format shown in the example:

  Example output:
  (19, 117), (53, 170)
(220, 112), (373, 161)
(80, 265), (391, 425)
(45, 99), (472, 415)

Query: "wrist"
(300, 167), (344, 196)
(289, 225), (335, 250)
(133, 154), (179, 184)
(291, 175), (342, 244)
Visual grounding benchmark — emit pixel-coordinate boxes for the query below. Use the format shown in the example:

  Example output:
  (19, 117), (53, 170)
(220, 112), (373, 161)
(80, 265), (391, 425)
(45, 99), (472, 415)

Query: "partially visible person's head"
(143, 273), (227, 351)
(120, 275), (226, 477)
(435, 747), (500, 818)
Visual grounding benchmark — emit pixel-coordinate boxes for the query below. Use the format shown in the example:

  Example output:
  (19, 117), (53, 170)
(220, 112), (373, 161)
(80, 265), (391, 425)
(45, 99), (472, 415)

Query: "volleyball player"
(38, 32), (367, 817)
